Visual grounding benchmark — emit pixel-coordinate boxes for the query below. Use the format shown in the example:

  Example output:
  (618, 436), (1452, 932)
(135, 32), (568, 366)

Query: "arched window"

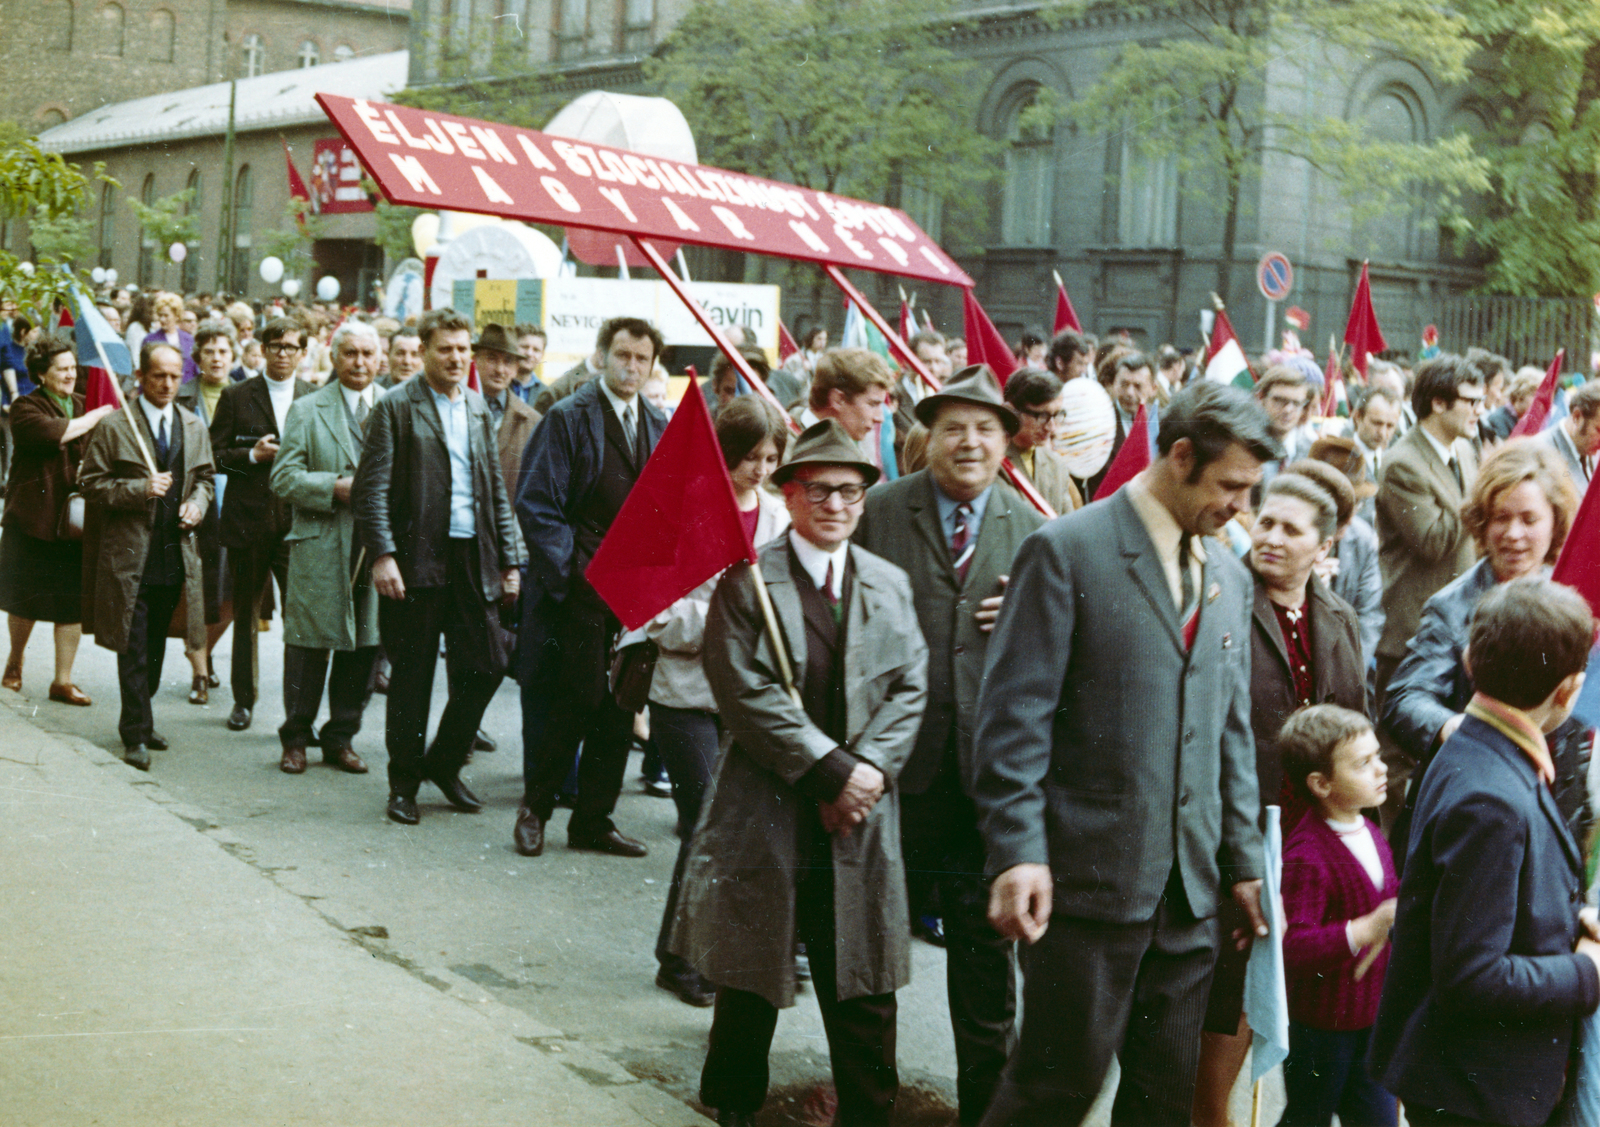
(148, 9), (174, 62)
(98, 182), (116, 268)
(47, 0), (73, 52)
(137, 174), (156, 287)
(98, 2), (124, 57)
(1118, 129), (1179, 247)
(1000, 88), (1054, 247)
(183, 169), (201, 291)
(241, 32), (264, 77)
(333, 44), (354, 62)
(37, 107), (68, 128)
(1359, 86), (1421, 259)
(297, 39), (319, 67)
(229, 165), (253, 294)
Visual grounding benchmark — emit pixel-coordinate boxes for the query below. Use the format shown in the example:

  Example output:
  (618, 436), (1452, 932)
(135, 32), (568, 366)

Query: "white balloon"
(103, 268), (116, 284)
(282, 279), (302, 298)
(259, 256), (284, 284)
(169, 242), (188, 264)
(91, 266), (106, 283)
(316, 275), (340, 302)
(18, 261), (35, 276)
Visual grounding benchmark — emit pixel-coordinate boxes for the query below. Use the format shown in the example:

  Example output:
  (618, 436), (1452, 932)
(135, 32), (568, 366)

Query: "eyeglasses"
(1018, 406), (1060, 424)
(264, 342), (304, 355)
(797, 482), (867, 505)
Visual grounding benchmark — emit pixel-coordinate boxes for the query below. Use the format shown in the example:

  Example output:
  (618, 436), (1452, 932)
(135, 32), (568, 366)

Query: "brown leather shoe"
(187, 675), (208, 705)
(279, 746), (307, 774)
(324, 744), (368, 774)
(48, 682), (91, 707)
(2, 658), (20, 692)
(513, 805), (544, 856)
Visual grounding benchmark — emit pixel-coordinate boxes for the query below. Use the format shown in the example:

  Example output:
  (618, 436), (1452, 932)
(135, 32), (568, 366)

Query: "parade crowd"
(2, 286), (1599, 1127)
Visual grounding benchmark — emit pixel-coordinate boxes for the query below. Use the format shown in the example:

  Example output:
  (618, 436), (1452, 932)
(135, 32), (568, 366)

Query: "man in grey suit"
(972, 381), (1277, 1127)
(1534, 377), (1598, 500)
(853, 365), (1043, 1125)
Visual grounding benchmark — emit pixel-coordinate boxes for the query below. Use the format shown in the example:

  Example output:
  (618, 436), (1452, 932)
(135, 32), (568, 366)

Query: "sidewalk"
(0, 705), (711, 1127)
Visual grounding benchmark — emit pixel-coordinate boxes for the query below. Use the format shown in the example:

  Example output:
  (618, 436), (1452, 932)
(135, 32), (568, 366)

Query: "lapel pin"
(1206, 582), (1221, 605)
(1221, 632), (1232, 649)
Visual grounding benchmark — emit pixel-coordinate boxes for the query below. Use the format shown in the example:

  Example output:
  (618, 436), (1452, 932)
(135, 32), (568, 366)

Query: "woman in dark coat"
(0, 332), (113, 703)
(1194, 468), (1368, 1127)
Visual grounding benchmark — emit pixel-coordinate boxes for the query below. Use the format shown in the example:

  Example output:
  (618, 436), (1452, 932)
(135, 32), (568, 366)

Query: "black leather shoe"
(227, 705), (251, 731)
(715, 1111), (755, 1127)
(472, 728), (496, 752)
(569, 828), (648, 857)
(124, 744), (151, 771)
(655, 965), (714, 1007)
(513, 805), (544, 856)
(913, 914), (947, 948)
(145, 732), (169, 751)
(386, 792), (419, 825)
(429, 772), (484, 813)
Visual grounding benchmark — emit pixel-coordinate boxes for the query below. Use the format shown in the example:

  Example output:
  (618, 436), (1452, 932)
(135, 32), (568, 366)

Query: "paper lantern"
(1053, 377), (1117, 478)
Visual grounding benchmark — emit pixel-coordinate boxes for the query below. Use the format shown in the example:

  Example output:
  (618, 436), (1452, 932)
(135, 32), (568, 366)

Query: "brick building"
(3, 0), (408, 132)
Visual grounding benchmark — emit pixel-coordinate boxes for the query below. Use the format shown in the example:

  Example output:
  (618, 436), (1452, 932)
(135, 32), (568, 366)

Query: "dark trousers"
(903, 759), (1016, 1125)
(379, 541), (502, 798)
(1405, 1107), (1489, 1125)
(117, 582), (183, 746)
(1281, 1022), (1396, 1127)
(280, 644), (378, 751)
(979, 868), (1219, 1127)
(522, 590), (633, 837)
(701, 836), (898, 1125)
(229, 535), (289, 708)
(650, 703), (720, 972)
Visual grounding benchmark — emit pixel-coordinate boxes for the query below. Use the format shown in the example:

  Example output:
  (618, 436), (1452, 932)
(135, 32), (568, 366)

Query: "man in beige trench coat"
(670, 419), (928, 1127)
(80, 341), (215, 770)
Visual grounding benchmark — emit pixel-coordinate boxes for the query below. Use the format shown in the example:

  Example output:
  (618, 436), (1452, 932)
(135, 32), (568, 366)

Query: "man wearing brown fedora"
(671, 419), (928, 1127)
(853, 364), (1044, 1124)
(473, 323), (541, 500)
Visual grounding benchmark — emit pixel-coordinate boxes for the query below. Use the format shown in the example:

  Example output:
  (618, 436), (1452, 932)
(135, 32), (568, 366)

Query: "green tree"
(0, 130), (112, 310)
(127, 187), (198, 250)
(1048, 0), (1488, 304)
(1455, 1), (1600, 297)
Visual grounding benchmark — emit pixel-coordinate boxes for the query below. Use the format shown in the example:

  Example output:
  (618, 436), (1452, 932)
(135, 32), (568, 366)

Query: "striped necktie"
(950, 502), (975, 583)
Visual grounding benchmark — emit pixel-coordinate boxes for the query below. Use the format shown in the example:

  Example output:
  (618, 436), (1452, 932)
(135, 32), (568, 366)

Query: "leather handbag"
(56, 493), (85, 541)
(608, 638), (659, 714)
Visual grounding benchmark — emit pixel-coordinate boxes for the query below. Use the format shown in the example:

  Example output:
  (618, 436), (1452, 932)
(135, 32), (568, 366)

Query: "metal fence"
(1434, 295), (1596, 371)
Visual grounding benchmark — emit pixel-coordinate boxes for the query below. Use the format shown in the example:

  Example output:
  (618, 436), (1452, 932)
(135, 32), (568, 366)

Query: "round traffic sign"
(1257, 252), (1294, 302)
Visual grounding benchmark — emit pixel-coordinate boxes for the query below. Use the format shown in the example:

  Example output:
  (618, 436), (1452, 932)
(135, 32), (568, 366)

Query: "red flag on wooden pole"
(1052, 270), (1082, 334)
(1342, 262), (1388, 377)
(1092, 404), (1151, 501)
(283, 139), (312, 233)
(962, 289), (1018, 385)
(1511, 350), (1564, 438)
(584, 378), (755, 631)
(778, 320), (799, 364)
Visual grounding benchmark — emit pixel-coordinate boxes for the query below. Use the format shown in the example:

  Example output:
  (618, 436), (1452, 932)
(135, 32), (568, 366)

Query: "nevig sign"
(317, 94), (972, 288)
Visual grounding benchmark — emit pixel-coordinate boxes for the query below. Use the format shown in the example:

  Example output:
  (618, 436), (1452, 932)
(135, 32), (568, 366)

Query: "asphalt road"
(5, 618), (1277, 1126)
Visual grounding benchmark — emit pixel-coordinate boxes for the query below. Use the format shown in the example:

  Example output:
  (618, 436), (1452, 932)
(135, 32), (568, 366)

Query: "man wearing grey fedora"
(672, 419), (928, 1127)
(852, 364), (1043, 1125)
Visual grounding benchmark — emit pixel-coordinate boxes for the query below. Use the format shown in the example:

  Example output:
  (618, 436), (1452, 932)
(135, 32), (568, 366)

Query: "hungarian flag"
(1343, 262), (1388, 377)
(842, 297), (892, 363)
(585, 377), (755, 631)
(1553, 477), (1600, 727)
(962, 289), (1018, 384)
(1512, 350), (1564, 438)
(1052, 270), (1082, 334)
(1093, 404), (1151, 501)
(1204, 308), (1253, 389)
(899, 295), (917, 342)
(778, 320), (799, 364)
(284, 139), (312, 232)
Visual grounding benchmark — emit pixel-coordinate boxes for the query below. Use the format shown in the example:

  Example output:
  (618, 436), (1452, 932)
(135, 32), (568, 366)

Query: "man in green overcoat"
(268, 321), (383, 775)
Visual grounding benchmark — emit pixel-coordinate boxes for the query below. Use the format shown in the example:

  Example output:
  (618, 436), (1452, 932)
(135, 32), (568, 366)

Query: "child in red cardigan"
(1278, 704), (1398, 1127)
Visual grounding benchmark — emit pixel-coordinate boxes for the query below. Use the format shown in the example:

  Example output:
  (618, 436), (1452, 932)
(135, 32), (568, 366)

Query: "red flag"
(585, 380), (754, 631)
(284, 140), (311, 232)
(1092, 404), (1151, 501)
(466, 357), (481, 395)
(962, 289), (1018, 384)
(55, 304), (75, 332)
(1342, 262), (1388, 377)
(1052, 272), (1082, 334)
(1511, 350), (1564, 438)
(1554, 471), (1600, 618)
(899, 298), (917, 342)
(778, 321), (798, 363)
(82, 365), (121, 413)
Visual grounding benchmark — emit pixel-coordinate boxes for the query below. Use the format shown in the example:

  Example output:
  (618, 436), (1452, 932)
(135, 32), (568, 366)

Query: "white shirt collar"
(340, 382), (375, 413)
(138, 395), (174, 430)
(1419, 423), (1457, 469)
(598, 377), (638, 422)
(788, 529), (848, 601)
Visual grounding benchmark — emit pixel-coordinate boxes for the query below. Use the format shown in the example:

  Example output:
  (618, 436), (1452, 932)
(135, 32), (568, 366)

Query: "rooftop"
(36, 51), (409, 154)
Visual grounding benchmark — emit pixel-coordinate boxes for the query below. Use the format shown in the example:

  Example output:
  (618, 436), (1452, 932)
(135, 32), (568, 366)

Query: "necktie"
(822, 560), (839, 608)
(1449, 457), (1463, 494)
(354, 394), (369, 433)
(621, 404), (634, 441)
(950, 502), (976, 583)
(1178, 532), (1196, 614)
(155, 414), (169, 467)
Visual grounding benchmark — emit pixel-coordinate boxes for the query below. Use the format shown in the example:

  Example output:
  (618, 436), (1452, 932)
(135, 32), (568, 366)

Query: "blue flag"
(1244, 805), (1290, 1083)
(68, 287), (132, 377)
